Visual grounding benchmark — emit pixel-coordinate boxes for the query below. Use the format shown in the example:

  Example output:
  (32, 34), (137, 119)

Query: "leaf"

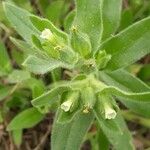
(57, 109), (80, 124)
(31, 85), (69, 108)
(22, 55), (73, 74)
(51, 111), (94, 150)
(98, 86), (150, 103)
(119, 8), (133, 31)
(7, 107), (44, 131)
(0, 42), (11, 75)
(73, 0), (102, 51)
(94, 109), (134, 150)
(137, 64), (150, 81)
(12, 129), (22, 146)
(64, 10), (75, 33)
(45, 1), (67, 25)
(3, 2), (39, 44)
(100, 17), (150, 71)
(102, 0), (122, 41)
(7, 70), (31, 83)
(10, 37), (48, 58)
(0, 86), (12, 101)
(99, 70), (150, 117)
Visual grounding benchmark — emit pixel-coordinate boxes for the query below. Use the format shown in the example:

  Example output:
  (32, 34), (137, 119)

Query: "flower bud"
(81, 87), (96, 113)
(61, 91), (79, 112)
(95, 50), (111, 70)
(61, 100), (73, 112)
(104, 104), (117, 119)
(70, 26), (91, 58)
(40, 28), (53, 40)
(98, 94), (117, 120)
(40, 28), (59, 47)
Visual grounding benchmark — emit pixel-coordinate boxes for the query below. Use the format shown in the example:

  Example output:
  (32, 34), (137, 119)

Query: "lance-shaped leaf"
(0, 42), (12, 75)
(7, 70), (31, 83)
(32, 86), (69, 108)
(93, 108), (134, 150)
(100, 17), (150, 71)
(99, 86), (150, 102)
(73, 0), (102, 51)
(0, 86), (12, 101)
(7, 108), (44, 131)
(64, 10), (75, 33)
(99, 70), (150, 117)
(22, 55), (73, 74)
(102, 0), (122, 41)
(51, 110), (94, 150)
(10, 37), (48, 58)
(3, 2), (39, 44)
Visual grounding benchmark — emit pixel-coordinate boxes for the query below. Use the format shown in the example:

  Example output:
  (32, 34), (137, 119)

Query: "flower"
(104, 106), (117, 119)
(40, 28), (53, 40)
(61, 100), (73, 112)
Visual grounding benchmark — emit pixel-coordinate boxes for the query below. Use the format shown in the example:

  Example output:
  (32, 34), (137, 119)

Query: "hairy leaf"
(22, 55), (73, 74)
(51, 111), (94, 150)
(100, 17), (150, 71)
(73, 0), (102, 51)
(3, 2), (39, 44)
(102, 0), (122, 41)
(7, 107), (44, 131)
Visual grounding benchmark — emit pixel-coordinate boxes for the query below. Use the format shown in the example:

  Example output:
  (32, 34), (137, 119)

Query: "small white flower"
(105, 107), (117, 119)
(40, 28), (53, 40)
(61, 100), (72, 112)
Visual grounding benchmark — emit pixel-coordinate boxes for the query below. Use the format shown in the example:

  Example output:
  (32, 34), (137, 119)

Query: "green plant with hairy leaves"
(3, 0), (150, 149)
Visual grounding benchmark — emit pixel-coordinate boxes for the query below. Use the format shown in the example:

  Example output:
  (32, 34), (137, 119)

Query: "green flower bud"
(81, 87), (96, 113)
(61, 91), (79, 112)
(95, 50), (111, 70)
(40, 28), (57, 46)
(70, 26), (91, 58)
(98, 94), (117, 120)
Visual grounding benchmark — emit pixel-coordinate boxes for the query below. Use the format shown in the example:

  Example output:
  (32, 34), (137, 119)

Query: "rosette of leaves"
(3, 0), (150, 149)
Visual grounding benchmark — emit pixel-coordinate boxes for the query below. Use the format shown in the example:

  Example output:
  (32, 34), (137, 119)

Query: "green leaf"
(10, 37), (48, 58)
(0, 42), (11, 75)
(7, 70), (31, 83)
(51, 111), (94, 150)
(98, 85), (150, 103)
(0, 86), (12, 101)
(73, 0), (102, 51)
(102, 0), (122, 41)
(94, 109), (134, 150)
(7, 107), (44, 131)
(3, 2), (39, 44)
(44, 1), (66, 25)
(57, 109), (80, 124)
(100, 17), (150, 71)
(99, 70), (150, 93)
(12, 129), (22, 147)
(22, 55), (73, 74)
(119, 8), (133, 30)
(64, 10), (75, 33)
(137, 64), (150, 81)
(99, 70), (150, 117)
(31, 86), (69, 108)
